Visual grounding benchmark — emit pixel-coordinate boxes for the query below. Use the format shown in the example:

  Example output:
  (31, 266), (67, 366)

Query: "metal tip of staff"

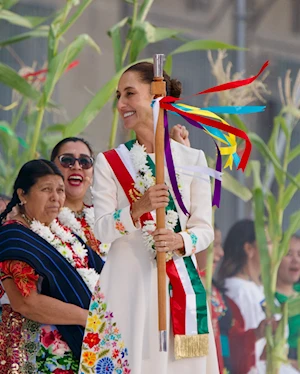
(153, 54), (165, 78)
(159, 330), (167, 352)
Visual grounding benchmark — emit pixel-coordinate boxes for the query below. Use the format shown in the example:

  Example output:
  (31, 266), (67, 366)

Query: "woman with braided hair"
(0, 159), (103, 373)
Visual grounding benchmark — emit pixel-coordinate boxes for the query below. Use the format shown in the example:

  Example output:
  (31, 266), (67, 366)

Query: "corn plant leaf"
(288, 143), (300, 164)
(129, 21), (181, 62)
(265, 116), (282, 186)
(249, 132), (300, 190)
(253, 186), (275, 313)
(228, 114), (248, 132)
(47, 1), (74, 61)
(0, 10), (46, 28)
(164, 40), (242, 75)
(107, 17), (128, 71)
(0, 26), (49, 47)
(268, 116), (280, 155)
(17, 136), (28, 148)
(137, 0), (154, 22)
(42, 34), (100, 106)
(222, 169), (252, 201)
(164, 55), (173, 76)
(1, 0), (19, 9)
(0, 158), (8, 179)
(287, 296), (300, 318)
(282, 172), (300, 210)
(0, 121), (14, 136)
(266, 191), (281, 245)
(169, 40), (244, 56)
(278, 210), (300, 259)
(58, 0), (93, 38)
(0, 62), (40, 100)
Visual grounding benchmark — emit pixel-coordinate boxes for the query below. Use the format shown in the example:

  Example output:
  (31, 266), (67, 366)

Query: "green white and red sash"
(104, 140), (209, 359)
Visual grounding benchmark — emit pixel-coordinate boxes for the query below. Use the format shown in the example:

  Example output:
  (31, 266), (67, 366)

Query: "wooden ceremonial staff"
(151, 54), (167, 352)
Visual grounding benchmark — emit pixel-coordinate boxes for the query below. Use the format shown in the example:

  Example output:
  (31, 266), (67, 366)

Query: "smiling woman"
(51, 137), (110, 260)
(79, 62), (218, 374)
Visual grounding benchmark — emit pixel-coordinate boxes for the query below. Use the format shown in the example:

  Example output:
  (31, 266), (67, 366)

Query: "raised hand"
(169, 124), (190, 147)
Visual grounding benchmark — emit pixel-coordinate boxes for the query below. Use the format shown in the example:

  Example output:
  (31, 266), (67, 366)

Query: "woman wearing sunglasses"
(51, 137), (110, 260)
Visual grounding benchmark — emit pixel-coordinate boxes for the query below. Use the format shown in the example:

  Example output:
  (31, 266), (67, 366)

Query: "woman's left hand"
(153, 228), (184, 253)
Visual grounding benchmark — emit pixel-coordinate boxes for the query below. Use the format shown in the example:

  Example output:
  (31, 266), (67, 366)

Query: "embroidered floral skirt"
(0, 304), (79, 374)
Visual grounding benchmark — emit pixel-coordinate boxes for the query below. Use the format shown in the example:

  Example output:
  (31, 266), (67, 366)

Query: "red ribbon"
(161, 60), (269, 104)
(22, 60), (80, 81)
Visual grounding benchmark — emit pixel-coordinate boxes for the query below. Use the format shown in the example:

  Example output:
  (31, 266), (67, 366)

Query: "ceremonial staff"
(151, 54), (167, 352)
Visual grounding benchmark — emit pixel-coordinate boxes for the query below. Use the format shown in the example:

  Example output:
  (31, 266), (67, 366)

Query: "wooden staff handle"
(151, 74), (167, 351)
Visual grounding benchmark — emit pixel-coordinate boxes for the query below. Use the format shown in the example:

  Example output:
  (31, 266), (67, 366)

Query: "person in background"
(0, 159), (103, 373)
(217, 219), (270, 373)
(276, 235), (300, 372)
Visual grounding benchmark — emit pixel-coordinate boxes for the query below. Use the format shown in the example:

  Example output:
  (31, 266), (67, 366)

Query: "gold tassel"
(174, 334), (209, 360)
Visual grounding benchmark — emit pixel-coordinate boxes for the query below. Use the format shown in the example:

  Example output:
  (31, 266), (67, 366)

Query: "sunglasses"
(58, 154), (94, 170)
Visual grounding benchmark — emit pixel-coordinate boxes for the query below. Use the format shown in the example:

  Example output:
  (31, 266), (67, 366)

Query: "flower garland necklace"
(129, 141), (182, 261)
(25, 214), (100, 292)
(58, 206), (110, 258)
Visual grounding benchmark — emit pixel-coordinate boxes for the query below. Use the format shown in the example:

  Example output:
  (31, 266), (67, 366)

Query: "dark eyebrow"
(60, 153), (91, 158)
(116, 86), (135, 94)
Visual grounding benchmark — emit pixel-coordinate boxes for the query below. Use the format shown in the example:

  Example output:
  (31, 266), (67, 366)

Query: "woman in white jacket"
(79, 62), (218, 374)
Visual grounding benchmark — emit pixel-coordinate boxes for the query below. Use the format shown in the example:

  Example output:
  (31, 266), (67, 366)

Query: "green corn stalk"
(0, 0), (99, 192)
(249, 104), (300, 373)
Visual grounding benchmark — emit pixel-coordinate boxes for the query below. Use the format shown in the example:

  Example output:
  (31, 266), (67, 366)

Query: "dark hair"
(124, 62), (182, 98)
(217, 219), (256, 285)
(50, 137), (94, 162)
(0, 160), (63, 225)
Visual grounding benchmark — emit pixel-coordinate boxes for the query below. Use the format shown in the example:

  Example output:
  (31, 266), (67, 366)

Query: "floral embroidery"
(83, 333), (101, 349)
(113, 210), (129, 236)
(80, 282), (130, 374)
(187, 230), (198, 253)
(0, 260), (39, 296)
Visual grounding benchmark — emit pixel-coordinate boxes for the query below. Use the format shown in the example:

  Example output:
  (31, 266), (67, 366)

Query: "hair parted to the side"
(0, 160), (63, 226)
(217, 219), (256, 286)
(50, 137), (94, 162)
(124, 62), (182, 98)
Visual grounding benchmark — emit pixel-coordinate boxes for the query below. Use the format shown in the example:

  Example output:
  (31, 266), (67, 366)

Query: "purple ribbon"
(164, 110), (190, 217)
(179, 114), (222, 208)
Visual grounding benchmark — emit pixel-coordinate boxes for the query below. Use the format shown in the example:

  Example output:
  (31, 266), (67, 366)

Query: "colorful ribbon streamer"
(160, 60), (269, 209)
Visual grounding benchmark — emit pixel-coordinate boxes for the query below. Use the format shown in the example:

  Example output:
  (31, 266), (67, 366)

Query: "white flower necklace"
(129, 141), (182, 261)
(30, 218), (100, 292)
(58, 206), (110, 258)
